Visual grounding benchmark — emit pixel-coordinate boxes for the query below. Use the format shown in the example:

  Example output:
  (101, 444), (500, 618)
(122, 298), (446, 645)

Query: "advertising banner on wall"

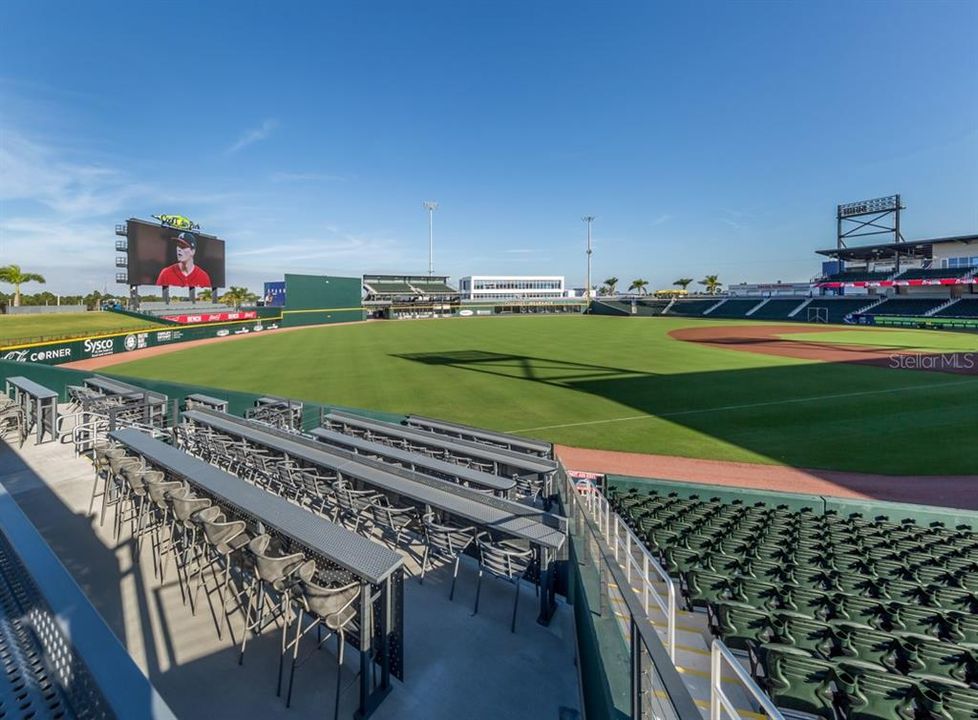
(0, 317), (278, 366)
(161, 310), (257, 324)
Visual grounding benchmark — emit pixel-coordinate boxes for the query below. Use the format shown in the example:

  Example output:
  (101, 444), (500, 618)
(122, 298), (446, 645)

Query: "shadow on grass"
(392, 350), (978, 487)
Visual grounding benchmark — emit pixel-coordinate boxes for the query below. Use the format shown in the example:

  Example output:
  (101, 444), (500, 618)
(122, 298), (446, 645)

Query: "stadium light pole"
(582, 215), (595, 305)
(423, 201), (439, 276)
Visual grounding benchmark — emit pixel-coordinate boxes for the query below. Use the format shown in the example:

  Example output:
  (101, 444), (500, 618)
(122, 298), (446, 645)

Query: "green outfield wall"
(0, 274), (366, 366)
(280, 274), (365, 327)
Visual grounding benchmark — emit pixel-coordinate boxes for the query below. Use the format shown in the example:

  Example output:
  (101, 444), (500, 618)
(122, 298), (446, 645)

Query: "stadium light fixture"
(423, 201), (439, 276)
(582, 216), (596, 304)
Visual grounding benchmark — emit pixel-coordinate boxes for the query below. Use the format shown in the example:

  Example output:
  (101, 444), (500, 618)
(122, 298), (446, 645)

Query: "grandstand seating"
(411, 281), (458, 294)
(822, 271), (894, 284)
(365, 281), (416, 294)
(666, 299), (720, 316)
(593, 299), (666, 316)
(749, 299), (809, 321)
(803, 299), (870, 323)
(897, 267), (976, 281)
(606, 486), (978, 720)
(638, 299), (672, 314)
(934, 297), (978, 318)
(868, 297), (947, 316)
(707, 299), (764, 318)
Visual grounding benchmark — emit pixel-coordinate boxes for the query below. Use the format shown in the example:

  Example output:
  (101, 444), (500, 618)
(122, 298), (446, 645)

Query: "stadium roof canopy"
(816, 233), (978, 261)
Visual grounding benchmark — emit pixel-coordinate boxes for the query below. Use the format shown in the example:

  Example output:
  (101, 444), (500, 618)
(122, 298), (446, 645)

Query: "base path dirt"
(669, 323), (978, 375)
(62, 320), (371, 371)
(556, 444), (978, 510)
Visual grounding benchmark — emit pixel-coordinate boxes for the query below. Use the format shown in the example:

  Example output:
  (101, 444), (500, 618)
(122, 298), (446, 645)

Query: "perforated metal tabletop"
(184, 410), (566, 551)
(85, 376), (167, 403)
(109, 429), (402, 584)
(325, 411), (558, 475)
(405, 414), (553, 456)
(309, 427), (515, 492)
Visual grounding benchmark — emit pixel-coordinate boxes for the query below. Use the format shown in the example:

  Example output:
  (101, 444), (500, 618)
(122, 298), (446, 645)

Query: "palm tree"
(604, 277), (619, 295)
(219, 286), (258, 308)
(197, 289), (213, 302)
(628, 279), (649, 295)
(673, 277), (694, 291)
(0, 265), (46, 307)
(699, 275), (722, 295)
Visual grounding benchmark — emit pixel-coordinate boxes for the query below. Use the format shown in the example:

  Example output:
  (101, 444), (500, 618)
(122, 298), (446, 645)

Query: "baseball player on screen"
(156, 232), (212, 287)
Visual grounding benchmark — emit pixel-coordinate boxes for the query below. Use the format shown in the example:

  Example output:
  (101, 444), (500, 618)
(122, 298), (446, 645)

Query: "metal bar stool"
(194, 506), (252, 642)
(283, 560), (360, 716)
(420, 512), (476, 601)
(239, 534), (305, 699)
(473, 533), (537, 633)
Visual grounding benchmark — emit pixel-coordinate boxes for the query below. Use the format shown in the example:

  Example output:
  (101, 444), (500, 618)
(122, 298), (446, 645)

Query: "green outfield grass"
(107, 316), (978, 475)
(0, 312), (163, 345)
(779, 327), (978, 352)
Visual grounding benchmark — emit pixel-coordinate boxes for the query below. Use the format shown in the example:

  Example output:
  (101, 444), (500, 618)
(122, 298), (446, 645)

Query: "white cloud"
(226, 119), (278, 155)
(0, 132), (148, 217)
(651, 213), (673, 226)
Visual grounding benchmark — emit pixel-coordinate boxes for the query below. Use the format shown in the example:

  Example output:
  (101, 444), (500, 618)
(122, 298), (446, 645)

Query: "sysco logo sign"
(83, 338), (116, 357)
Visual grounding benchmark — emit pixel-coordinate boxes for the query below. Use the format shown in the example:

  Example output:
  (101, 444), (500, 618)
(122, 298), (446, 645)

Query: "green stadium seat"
(701, 554), (745, 576)
(902, 635), (978, 687)
(892, 606), (948, 640)
(682, 569), (732, 609)
(834, 623), (906, 673)
(887, 580), (936, 607)
(919, 566), (963, 587)
(837, 595), (893, 631)
(784, 588), (836, 621)
(836, 663), (919, 720)
(959, 572), (978, 592)
(732, 576), (782, 611)
(839, 576), (890, 600)
(775, 611), (839, 658)
(662, 546), (702, 575)
(762, 644), (839, 720)
(933, 586), (978, 613)
(745, 558), (792, 583)
(947, 612), (978, 646)
(922, 680), (978, 720)
(712, 601), (775, 654)
(793, 567), (842, 593)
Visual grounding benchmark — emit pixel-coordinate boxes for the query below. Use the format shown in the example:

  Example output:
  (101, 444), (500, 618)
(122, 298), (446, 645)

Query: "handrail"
(578, 480), (677, 660)
(711, 639), (784, 720)
(560, 470), (699, 719)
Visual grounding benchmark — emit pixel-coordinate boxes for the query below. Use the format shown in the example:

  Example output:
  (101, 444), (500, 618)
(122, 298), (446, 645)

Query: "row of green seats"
(763, 642), (978, 719)
(676, 557), (978, 615)
(711, 600), (978, 684)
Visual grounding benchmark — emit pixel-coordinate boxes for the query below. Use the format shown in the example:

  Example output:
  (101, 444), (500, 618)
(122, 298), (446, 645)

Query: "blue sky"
(1, 1), (976, 295)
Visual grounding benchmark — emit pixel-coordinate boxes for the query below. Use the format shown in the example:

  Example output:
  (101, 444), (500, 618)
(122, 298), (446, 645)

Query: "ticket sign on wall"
(125, 218), (226, 288)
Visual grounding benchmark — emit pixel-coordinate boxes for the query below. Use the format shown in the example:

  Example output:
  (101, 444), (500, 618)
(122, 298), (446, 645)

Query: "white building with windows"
(457, 275), (565, 301)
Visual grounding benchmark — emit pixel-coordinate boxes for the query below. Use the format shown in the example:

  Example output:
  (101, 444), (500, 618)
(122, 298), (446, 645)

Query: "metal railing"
(560, 469), (698, 720)
(577, 479), (678, 660)
(711, 640), (783, 720)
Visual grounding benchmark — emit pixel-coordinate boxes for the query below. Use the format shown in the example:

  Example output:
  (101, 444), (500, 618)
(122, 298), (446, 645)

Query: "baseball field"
(99, 315), (978, 476)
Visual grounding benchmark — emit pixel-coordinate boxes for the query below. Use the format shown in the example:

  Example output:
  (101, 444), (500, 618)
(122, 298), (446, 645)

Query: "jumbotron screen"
(126, 218), (226, 288)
